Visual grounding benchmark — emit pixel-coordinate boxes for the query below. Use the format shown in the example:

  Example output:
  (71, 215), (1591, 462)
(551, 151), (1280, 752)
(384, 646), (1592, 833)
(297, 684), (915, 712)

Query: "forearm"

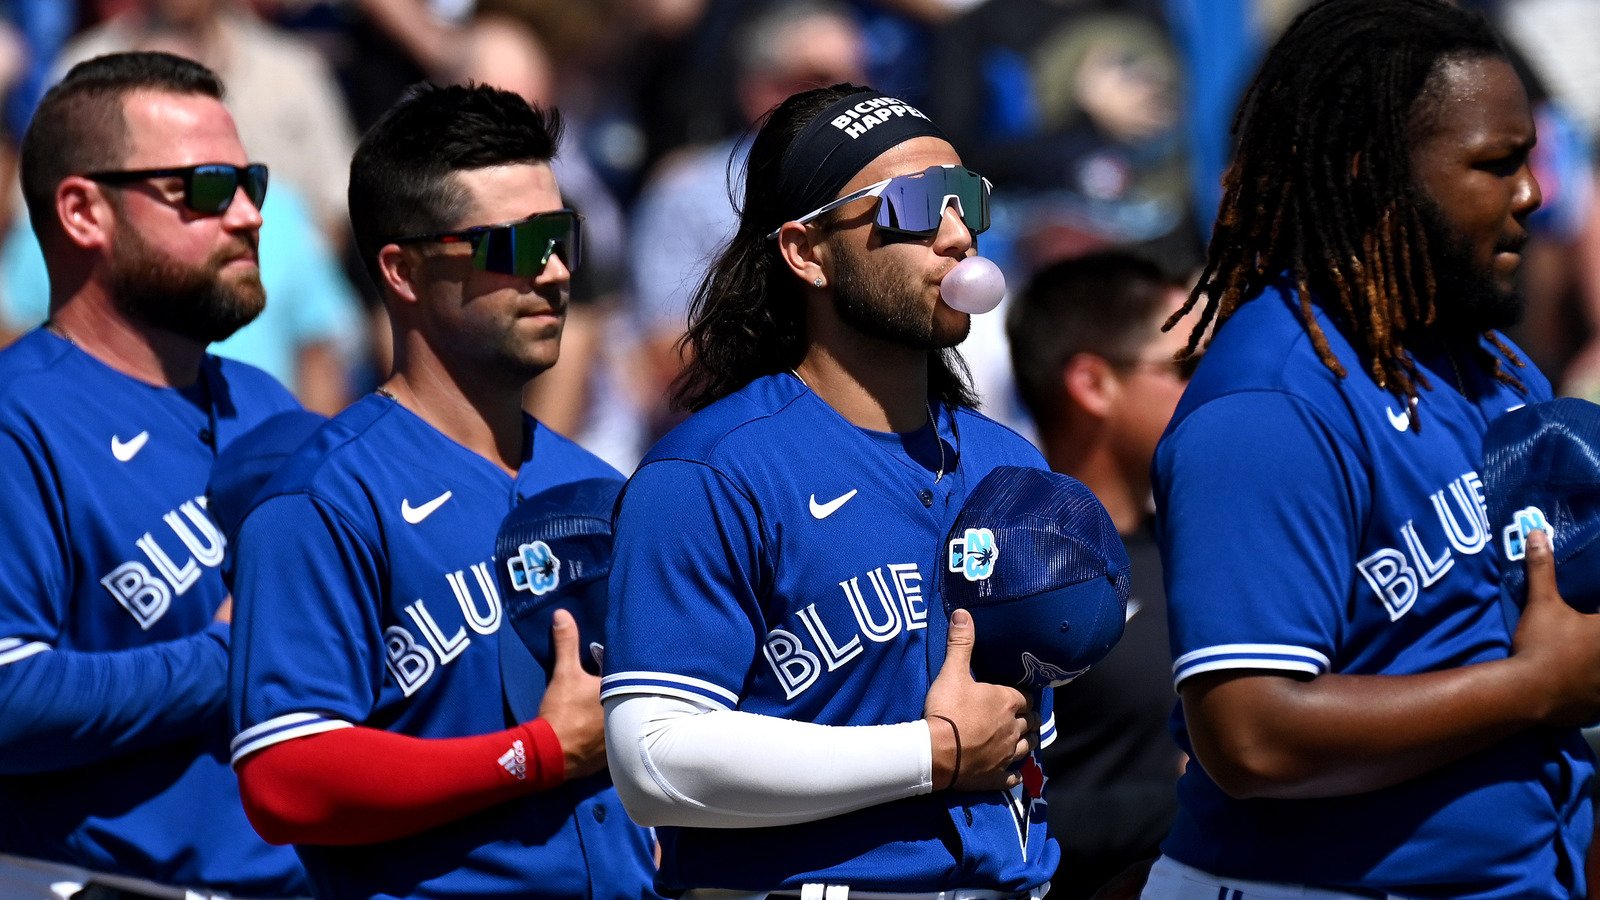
(1184, 659), (1545, 799)
(235, 719), (564, 845)
(0, 624), (229, 773)
(604, 694), (933, 828)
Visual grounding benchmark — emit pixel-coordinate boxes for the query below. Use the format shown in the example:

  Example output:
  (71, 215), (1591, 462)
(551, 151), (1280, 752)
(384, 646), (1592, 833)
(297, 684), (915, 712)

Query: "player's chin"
(219, 275), (267, 323)
(930, 307), (972, 348)
(509, 334), (562, 372)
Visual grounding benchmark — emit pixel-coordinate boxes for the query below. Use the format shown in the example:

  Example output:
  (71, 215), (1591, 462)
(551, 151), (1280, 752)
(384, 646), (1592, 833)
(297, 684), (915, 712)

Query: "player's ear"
(1064, 352), (1117, 419)
(377, 243), (423, 306)
(56, 175), (112, 251)
(775, 221), (828, 290)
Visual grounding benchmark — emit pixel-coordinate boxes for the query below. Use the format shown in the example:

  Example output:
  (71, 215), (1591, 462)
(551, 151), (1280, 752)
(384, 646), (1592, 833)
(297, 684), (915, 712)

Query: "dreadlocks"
(1177, 0), (1526, 414)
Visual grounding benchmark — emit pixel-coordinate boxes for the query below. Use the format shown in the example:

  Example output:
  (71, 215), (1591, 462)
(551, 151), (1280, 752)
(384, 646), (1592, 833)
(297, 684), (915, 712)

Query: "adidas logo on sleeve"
(498, 739), (527, 781)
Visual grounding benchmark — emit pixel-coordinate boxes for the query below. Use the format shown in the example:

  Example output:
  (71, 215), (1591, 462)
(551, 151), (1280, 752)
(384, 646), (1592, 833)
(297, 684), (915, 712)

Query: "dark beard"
(829, 242), (969, 350)
(1416, 194), (1524, 338)
(109, 228), (265, 344)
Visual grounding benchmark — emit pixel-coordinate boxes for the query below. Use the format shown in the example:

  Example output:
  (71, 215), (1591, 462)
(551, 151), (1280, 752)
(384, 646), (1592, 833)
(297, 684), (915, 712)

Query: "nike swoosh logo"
(1385, 405), (1412, 432)
(111, 431), (149, 462)
(401, 491), (453, 524)
(809, 489), (858, 519)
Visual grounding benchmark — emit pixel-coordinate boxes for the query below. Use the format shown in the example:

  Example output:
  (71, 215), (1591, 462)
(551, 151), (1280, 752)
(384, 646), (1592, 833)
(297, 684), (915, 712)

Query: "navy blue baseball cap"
(1484, 397), (1600, 613)
(494, 478), (621, 676)
(942, 465), (1130, 689)
(206, 409), (327, 586)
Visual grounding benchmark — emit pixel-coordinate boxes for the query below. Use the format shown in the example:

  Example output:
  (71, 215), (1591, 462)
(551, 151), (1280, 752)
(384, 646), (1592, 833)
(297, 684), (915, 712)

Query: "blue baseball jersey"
(603, 373), (1058, 894)
(1155, 284), (1593, 898)
(0, 327), (307, 895)
(228, 392), (658, 900)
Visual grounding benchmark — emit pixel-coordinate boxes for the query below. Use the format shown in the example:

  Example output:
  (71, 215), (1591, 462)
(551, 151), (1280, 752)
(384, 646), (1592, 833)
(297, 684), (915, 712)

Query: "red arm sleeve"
(235, 719), (565, 845)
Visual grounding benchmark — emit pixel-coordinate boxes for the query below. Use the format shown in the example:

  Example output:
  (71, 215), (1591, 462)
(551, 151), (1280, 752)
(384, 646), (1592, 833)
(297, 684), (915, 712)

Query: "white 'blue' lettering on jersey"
(1156, 286), (1592, 898)
(0, 328), (306, 894)
(229, 393), (656, 900)
(605, 373), (1059, 893)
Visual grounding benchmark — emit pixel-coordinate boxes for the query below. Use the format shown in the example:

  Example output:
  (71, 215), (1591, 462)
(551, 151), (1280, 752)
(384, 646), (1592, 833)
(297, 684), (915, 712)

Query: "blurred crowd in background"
(0, 0), (1596, 472)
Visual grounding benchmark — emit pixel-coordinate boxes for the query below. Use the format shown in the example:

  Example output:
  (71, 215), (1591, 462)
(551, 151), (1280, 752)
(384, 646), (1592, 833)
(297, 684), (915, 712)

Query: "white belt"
(1142, 857), (1409, 900)
(683, 883), (1048, 900)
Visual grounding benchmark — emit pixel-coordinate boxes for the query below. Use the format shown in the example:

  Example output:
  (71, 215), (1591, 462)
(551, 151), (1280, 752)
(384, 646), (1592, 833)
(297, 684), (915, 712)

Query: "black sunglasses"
(1107, 351), (1203, 382)
(87, 163), (269, 215)
(391, 209), (582, 277)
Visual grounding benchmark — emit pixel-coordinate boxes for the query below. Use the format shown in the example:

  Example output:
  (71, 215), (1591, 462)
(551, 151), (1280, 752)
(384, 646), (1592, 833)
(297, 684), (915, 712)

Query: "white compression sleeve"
(603, 693), (935, 828)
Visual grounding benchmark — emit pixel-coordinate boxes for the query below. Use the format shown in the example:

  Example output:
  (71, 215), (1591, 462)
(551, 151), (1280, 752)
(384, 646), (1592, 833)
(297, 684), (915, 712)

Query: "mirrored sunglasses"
(768, 164), (992, 240)
(394, 209), (582, 277)
(87, 163), (269, 215)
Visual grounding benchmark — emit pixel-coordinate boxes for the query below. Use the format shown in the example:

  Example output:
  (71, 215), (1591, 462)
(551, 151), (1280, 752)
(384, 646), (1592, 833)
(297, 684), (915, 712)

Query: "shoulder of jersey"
(641, 375), (807, 467)
(1173, 285), (1350, 420)
(0, 329), (82, 408)
(530, 419), (625, 482)
(951, 406), (1047, 464)
(1482, 330), (1551, 399)
(210, 353), (300, 408)
(249, 395), (390, 501)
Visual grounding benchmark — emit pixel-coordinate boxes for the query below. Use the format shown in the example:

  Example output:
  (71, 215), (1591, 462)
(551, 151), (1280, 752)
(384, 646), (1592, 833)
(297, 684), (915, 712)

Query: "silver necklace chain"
(790, 369), (944, 481)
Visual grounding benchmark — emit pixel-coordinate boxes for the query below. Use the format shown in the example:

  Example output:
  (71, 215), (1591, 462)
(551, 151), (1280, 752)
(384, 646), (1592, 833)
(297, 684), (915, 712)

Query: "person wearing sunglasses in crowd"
(0, 52), (307, 898)
(1005, 252), (1193, 899)
(602, 84), (1054, 897)
(224, 82), (658, 899)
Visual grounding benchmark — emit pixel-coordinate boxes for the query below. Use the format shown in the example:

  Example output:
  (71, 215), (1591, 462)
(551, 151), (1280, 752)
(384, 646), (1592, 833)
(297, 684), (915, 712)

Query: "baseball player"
(0, 52), (306, 897)
(226, 83), (656, 898)
(603, 84), (1055, 896)
(1147, 1), (1600, 898)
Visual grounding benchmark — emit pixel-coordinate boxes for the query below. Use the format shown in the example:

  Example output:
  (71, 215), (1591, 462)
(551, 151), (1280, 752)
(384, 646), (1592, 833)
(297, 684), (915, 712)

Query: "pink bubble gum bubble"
(940, 256), (1006, 314)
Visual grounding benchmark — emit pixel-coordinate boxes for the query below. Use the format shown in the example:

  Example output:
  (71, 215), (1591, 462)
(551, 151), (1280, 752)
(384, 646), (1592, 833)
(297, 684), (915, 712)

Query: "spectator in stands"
(627, 0), (865, 450)
(58, 0), (360, 247)
(1008, 251), (1191, 900)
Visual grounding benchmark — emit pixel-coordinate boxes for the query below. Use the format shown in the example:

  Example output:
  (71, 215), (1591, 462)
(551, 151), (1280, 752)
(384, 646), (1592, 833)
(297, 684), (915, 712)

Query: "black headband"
(773, 90), (949, 226)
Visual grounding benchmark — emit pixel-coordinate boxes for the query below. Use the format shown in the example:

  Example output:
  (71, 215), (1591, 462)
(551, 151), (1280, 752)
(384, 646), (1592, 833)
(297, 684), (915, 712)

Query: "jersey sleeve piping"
(0, 638), (50, 666)
(600, 671), (741, 710)
(1171, 643), (1331, 689)
(231, 712), (355, 765)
